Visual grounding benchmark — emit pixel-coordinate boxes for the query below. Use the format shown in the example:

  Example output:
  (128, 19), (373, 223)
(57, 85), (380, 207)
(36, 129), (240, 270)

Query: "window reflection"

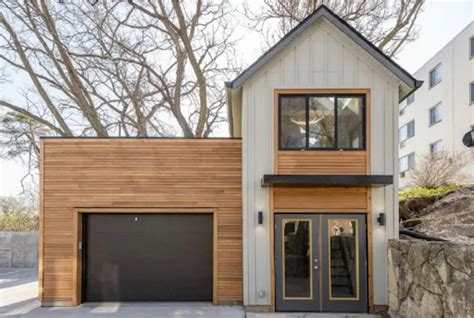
(309, 97), (335, 148)
(280, 97), (307, 149)
(329, 219), (358, 299)
(283, 220), (311, 299)
(337, 98), (363, 149)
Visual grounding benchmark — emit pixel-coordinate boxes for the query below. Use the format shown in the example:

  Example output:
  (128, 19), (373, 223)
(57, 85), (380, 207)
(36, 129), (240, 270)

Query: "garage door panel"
(84, 214), (213, 302)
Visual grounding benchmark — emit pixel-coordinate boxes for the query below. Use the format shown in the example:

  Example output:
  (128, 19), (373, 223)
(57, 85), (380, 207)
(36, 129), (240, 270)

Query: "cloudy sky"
(0, 0), (473, 197)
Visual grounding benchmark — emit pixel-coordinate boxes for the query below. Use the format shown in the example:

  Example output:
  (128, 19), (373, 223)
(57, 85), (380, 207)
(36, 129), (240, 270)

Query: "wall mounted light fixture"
(258, 211), (263, 225)
(377, 213), (385, 226)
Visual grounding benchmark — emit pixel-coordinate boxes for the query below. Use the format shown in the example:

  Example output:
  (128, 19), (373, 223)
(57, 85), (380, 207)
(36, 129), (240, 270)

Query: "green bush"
(399, 184), (463, 201)
(0, 196), (39, 231)
(0, 213), (39, 231)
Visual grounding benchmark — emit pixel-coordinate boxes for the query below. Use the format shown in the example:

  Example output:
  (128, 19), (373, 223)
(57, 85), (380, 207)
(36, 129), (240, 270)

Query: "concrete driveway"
(0, 268), (39, 317)
(0, 268), (244, 317)
(1, 268), (380, 318)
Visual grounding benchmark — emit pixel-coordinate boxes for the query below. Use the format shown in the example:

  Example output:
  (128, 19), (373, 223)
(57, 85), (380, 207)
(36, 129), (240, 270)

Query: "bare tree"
(407, 150), (474, 188)
(245, 0), (425, 57)
(0, 0), (239, 168)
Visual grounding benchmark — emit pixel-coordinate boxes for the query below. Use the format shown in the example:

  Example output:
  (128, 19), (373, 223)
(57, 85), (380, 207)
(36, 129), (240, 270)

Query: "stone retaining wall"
(388, 239), (473, 318)
(0, 231), (38, 268)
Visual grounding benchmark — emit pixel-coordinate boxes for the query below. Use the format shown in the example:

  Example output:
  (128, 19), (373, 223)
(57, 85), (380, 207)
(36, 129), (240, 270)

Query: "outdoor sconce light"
(377, 213), (385, 226)
(258, 211), (263, 225)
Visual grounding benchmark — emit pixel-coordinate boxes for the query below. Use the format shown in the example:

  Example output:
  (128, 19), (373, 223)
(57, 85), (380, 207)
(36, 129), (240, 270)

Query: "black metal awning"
(261, 174), (393, 187)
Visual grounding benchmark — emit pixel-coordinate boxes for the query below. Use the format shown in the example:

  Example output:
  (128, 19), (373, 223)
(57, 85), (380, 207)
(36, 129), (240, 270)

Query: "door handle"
(314, 265), (319, 270)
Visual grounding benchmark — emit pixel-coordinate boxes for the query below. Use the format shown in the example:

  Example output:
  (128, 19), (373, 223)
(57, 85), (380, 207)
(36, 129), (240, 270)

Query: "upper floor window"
(429, 103), (442, 126)
(399, 93), (415, 115)
(430, 140), (442, 154)
(470, 82), (474, 104)
(429, 64), (442, 88)
(279, 94), (365, 150)
(399, 120), (415, 142)
(399, 152), (416, 172)
(470, 37), (474, 58)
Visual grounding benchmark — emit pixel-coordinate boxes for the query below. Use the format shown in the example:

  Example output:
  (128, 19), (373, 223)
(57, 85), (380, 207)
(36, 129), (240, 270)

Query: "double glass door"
(275, 214), (367, 312)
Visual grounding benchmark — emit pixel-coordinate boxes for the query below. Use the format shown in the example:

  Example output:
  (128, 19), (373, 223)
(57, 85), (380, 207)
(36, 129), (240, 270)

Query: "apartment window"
(470, 37), (474, 58)
(399, 93), (415, 115)
(430, 140), (442, 154)
(429, 64), (442, 88)
(399, 152), (416, 172)
(470, 82), (474, 104)
(399, 120), (415, 142)
(279, 94), (365, 150)
(429, 103), (442, 126)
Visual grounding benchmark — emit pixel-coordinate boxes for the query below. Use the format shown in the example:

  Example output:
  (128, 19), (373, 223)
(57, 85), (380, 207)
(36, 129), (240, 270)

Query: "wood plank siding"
(276, 151), (367, 175)
(273, 187), (368, 211)
(40, 138), (243, 305)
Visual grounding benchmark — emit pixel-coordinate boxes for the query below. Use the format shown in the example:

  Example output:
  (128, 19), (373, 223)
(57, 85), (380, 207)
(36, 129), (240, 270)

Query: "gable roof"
(226, 5), (422, 97)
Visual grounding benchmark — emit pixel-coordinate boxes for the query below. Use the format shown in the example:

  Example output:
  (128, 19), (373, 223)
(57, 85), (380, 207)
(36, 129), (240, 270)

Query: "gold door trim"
(328, 218), (360, 301)
(282, 218), (313, 300)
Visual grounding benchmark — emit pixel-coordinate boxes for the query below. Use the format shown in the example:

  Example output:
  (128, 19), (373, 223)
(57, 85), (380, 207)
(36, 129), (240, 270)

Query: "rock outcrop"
(388, 239), (473, 318)
(400, 186), (474, 244)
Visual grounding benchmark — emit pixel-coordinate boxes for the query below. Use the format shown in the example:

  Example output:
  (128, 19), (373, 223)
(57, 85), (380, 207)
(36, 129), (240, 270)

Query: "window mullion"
(306, 95), (310, 149)
(334, 96), (338, 149)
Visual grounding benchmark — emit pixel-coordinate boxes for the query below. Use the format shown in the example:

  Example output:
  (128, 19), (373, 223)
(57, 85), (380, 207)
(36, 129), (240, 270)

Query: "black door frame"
(274, 213), (368, 313)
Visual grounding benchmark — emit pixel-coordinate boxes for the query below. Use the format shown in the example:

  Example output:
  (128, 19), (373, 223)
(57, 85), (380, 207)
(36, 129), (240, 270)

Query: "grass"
(399, 184), (464, 201)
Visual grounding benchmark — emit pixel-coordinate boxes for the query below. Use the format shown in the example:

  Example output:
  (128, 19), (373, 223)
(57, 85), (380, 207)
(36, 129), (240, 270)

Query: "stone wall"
(0, 231), (38, 267)
(388, 239), (473, 318)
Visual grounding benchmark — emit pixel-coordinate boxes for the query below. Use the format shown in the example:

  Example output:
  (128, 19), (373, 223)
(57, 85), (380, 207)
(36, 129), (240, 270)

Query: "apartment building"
(399, 22), (474, 187)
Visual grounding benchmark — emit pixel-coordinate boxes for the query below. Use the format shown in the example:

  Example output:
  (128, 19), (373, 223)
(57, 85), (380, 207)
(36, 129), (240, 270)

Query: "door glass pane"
(309, 97), (335, 148)
(280, 97), (307, 149)
(283, 220), (312, 299)
(328, 219), (358, 299)
(337, 97), (364, 149)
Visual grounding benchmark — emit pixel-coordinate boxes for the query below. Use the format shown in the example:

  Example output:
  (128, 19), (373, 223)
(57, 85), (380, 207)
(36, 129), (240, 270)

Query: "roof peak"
(227, 4), (421, 97)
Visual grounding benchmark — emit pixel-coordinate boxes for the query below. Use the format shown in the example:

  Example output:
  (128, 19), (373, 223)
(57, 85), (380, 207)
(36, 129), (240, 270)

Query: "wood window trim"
(270, 88), (373, 312)
(72, 207), (219, 306)
(278, 94), (367, 151)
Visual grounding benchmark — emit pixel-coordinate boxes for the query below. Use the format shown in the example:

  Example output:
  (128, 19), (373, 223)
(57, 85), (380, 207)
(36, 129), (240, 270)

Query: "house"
(398, 22), (474, 187)
(39, 5), (421, 313)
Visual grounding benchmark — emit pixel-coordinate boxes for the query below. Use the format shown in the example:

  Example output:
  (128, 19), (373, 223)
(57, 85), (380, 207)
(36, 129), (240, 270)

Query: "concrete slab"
(246, 313), (381, 318)
(0, 268), (39, 317)
(24, 303), (245, 317)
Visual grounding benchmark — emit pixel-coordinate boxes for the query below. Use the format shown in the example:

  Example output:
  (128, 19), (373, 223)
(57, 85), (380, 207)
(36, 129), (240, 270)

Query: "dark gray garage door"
(84, 213), (213, 302)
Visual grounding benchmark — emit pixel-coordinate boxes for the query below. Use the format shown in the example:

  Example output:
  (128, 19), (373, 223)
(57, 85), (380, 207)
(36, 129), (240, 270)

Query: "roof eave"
(228, 5), (420, 93)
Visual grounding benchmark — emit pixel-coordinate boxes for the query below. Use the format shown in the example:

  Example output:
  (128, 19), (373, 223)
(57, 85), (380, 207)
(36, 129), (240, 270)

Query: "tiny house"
(39, 5), (421, 313)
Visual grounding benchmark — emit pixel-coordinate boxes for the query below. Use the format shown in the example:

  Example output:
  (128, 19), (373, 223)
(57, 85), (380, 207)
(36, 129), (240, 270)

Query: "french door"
(275, 214), (368, 312)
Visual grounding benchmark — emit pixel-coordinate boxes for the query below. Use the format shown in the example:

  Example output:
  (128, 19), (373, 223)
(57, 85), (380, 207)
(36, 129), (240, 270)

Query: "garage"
(83, 213), (213, 302)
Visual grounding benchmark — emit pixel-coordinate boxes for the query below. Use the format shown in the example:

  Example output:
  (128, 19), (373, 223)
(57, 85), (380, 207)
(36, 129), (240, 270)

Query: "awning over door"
(261, 174), (393, 187)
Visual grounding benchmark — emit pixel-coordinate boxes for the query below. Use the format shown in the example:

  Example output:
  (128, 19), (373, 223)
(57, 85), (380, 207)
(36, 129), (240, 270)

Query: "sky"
(0, 0), (473, 197)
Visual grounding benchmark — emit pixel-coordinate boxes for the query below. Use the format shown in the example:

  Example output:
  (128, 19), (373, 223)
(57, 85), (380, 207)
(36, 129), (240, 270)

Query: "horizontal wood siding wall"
(277, 151), (367, 175)
(41, 139), (242, 304)
(273, 187), (368, 210)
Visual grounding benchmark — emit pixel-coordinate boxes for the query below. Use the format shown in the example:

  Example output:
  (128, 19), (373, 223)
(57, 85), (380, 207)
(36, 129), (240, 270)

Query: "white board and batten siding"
(242, 19), (399, 306)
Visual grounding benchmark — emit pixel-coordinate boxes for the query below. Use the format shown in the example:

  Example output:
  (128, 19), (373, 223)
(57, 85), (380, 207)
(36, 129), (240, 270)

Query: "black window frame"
(278, 93), (366, 151)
